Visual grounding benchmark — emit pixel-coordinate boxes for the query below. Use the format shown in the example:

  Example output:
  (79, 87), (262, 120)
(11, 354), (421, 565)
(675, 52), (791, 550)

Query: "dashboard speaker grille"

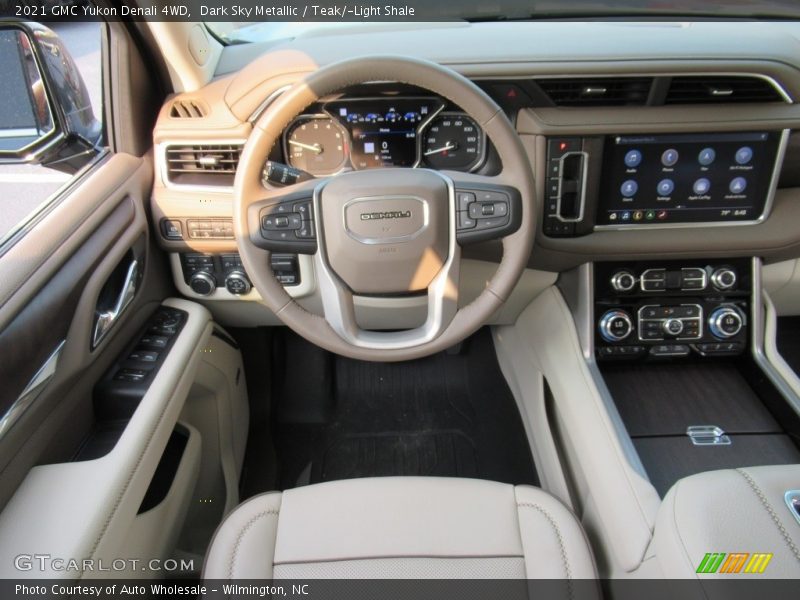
(665, 76), (785, 104)
(164, 144), (242, 187)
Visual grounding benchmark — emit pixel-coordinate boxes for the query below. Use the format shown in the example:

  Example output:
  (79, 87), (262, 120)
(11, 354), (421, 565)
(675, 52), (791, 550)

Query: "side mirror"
(0, 21), (102, 173)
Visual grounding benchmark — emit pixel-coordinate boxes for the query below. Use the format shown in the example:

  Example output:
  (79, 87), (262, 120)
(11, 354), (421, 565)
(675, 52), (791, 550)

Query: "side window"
(0, 21), (103, 244)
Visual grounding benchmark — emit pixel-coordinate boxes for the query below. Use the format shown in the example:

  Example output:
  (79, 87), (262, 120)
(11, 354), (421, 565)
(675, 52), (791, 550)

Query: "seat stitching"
(228, 509), (280, 579)
(517, 502), (573, 598)
(735, 469), (800, 563)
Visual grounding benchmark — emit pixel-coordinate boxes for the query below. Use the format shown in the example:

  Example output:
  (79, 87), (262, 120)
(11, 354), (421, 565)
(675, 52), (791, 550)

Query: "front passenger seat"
(204, 477), (596, 579)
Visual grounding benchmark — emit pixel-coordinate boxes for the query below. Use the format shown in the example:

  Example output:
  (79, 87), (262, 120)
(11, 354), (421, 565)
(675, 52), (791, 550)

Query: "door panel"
(0, 152), (173, 511)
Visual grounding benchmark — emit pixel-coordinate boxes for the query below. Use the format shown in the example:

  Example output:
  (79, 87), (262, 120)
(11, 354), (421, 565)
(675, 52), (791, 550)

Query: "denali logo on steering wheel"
(359, 211), (412, 221)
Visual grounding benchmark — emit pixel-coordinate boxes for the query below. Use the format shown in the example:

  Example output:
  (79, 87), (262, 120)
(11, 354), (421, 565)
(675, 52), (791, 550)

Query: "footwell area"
(272, 328), (538, 489)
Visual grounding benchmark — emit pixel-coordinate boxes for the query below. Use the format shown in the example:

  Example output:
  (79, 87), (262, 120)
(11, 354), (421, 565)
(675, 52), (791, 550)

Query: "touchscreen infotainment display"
(597, 131), (781, 226)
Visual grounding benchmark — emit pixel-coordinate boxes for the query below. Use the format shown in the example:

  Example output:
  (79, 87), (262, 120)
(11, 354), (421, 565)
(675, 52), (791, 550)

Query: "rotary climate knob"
(225, 271), (252, 295)
(708, 307), (744, 339)
(189, 271), (216, 296)
(599, 310), (634, 343)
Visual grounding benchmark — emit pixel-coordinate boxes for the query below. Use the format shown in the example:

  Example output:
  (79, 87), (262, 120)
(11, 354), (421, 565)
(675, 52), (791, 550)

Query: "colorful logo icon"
(696, 552), (773, 574)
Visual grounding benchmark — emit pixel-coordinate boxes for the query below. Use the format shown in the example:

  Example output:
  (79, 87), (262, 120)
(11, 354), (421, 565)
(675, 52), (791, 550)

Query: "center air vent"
(664, 76), (785, 105)
(535, 77), (653, 106)
(164, 144), (242, 187)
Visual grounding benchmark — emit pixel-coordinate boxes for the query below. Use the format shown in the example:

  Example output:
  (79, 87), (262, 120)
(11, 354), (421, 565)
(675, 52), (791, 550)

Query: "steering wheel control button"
(599, 310), (634, 343)
(458, 212), (477, 230)
(458, 191), (476, 212)
(709, 307), (744, 339)
(711, 267), (737, 290)
(295, 221), (316, 239)
(455, 186), (520, 244)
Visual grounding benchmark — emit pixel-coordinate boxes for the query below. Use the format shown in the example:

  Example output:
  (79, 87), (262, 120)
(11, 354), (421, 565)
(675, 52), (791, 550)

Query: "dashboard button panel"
(594, 258), (751, 361)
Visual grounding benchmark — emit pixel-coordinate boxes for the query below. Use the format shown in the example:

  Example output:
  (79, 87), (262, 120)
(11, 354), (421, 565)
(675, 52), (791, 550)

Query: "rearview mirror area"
(0, 22), (102, 173)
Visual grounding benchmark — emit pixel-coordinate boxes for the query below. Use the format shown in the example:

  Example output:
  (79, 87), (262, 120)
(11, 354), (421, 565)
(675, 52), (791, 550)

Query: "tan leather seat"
(204, 477), (596, 579)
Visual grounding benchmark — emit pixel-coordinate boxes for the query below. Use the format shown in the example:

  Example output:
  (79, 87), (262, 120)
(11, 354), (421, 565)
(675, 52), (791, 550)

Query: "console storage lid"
(651, 465), (800, 578)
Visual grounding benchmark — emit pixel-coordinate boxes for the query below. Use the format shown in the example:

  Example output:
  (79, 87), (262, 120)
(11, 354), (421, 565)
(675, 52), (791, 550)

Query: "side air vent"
(164, 144), (242, 187)
(665, 76), (785, 105)
(535, 77), (653, 106)
(169, 99), (208, 118)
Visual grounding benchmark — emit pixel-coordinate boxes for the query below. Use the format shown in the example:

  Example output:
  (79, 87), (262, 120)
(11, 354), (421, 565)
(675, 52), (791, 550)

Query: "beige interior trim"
(147, 22), (222, 92)
(494, 285), (661, 576)
(764, 259), (800, 316)
(0, 299), (212, 578)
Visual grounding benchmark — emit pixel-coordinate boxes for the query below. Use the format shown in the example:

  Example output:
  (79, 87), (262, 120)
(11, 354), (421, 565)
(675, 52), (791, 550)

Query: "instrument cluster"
(280, 96), (486, 176)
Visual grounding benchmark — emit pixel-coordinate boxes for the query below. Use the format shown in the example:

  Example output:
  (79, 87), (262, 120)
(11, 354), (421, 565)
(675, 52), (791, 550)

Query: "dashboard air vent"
(164, 144), (241, 187)
(169, 99), (208, 118)
(665, 76), (784, 105)
(535, 77), (653, 106)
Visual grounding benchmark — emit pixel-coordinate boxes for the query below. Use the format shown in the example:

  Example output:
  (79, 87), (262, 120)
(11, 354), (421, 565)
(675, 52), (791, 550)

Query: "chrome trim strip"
(785, 491), (800, 526)
(751, 257), (800, 418)
(555, 151), (588, 223)
(0, 340), (65, 440)
(687, 425), (732, 446)
(92, 259), (139, 349)
(248, 85), (291, 124)
(312, 170), (459, 350)
(558, 263), (651, 479)
(594, 128), (790, 231)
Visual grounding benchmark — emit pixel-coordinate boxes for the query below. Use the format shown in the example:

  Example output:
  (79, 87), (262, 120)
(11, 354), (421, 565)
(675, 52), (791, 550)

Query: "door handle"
(92, 259), (138, 348)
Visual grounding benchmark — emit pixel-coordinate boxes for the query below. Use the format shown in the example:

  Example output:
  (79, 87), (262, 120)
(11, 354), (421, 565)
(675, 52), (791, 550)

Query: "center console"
(594, 258), (751, 360)
(543, 130), (786, 237)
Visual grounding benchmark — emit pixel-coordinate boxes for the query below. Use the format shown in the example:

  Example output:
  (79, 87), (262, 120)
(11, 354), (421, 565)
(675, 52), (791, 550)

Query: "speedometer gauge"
(284, 116), (348, 175)
(422, 114), (484, 171)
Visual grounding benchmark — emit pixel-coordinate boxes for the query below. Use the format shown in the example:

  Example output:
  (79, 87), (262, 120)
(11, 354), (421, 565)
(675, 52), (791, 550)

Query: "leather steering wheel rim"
(233, 55), (536, 362)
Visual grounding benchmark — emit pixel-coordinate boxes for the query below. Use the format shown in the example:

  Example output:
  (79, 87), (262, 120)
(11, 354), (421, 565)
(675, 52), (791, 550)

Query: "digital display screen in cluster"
(325, 98), (444, 170)
(597, 131), (781, 225)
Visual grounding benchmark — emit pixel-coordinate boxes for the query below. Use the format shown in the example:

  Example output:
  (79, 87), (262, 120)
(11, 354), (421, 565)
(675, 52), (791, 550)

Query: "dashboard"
(151, 20), (800, 281)
(279, 95), (487, 176)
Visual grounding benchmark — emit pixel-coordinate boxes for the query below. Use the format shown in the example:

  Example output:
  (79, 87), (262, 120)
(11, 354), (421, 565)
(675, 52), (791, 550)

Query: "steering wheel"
(233, 56), (535, 362)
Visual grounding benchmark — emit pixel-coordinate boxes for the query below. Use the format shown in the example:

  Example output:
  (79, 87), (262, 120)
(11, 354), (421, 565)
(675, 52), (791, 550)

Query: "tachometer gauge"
(422, 114), (484, 171)
(284, 116), (348, 175)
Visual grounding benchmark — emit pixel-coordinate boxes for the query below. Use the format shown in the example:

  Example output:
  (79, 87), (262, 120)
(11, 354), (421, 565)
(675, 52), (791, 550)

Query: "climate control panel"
(179, 252), (300, 297)
(594, 259), (751, 360)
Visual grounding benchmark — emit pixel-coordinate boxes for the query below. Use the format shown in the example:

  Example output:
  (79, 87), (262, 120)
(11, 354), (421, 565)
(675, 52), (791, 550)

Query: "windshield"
(207, 0), (800, 44)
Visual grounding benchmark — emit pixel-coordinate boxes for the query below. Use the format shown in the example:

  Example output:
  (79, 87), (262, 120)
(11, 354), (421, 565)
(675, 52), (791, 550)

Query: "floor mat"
(273, 328), (538, 489)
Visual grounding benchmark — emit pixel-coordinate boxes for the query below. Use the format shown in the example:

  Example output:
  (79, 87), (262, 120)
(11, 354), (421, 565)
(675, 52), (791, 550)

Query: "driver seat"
(203, 477), (596, 579)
